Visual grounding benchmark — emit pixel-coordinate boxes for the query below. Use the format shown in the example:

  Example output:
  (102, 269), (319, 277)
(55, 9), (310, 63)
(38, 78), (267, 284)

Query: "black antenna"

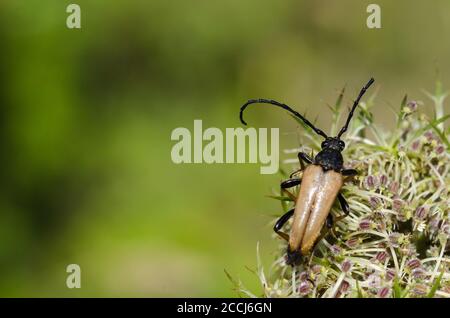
(240, 99), (328, 139)
(337, 78), (375, 138)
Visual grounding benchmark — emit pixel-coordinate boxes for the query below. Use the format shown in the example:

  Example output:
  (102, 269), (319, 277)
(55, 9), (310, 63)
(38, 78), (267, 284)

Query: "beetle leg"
(289, 170), (301, 178)
(332, 193), (350, 226)
(289, 152), (314, 177)
(337, 193), (349, 215)
(298, 152), (313, 171)
(281, 178), (301, 189)
(281, 178), (301, 201)
(341, 168), (357, 176)
(326, 214), (334, 228)
(326, 214), (340, 239)
(273, 208), (295, 242)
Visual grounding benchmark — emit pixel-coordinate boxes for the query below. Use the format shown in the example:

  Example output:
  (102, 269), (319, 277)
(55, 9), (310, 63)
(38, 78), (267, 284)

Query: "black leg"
(341, 169), (357, 176)
(298, 152), (313, 171)
(326, 214), (333, 228)
(281, 178), (301, 201)
(290, 152), (314, 177)
(337, 193), (349, 215)
(325, 213), (340, 240)
(274, 208), (294, 242)
(281, 178), (301, 189)
(298, 152), (313, 164)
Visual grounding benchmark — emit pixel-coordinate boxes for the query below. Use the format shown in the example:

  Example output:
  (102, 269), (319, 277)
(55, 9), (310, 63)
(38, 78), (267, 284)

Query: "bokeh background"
(0, 0), (449, 297)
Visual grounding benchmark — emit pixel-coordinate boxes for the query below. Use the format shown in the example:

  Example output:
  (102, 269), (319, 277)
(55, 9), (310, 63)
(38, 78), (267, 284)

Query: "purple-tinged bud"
(359, 219), (372, 230)
(406, 101), (418, 112)
(377, 287), (391, 298)
(411, 283), (428, 296)
(298, 271), (309, 282)
(415, 206), (428, 220)
(375, 251), (389, 263)
(388, 232), (402, 247)
(345, 237), (360, 249)
(369, 196), (382, 209)
(379, 174), (388, 187)
(436, 145), (445, 155)
(411, 140), (421, 151)
(406, 258), (421, 271)
(389, 181), (399, 194)
(364, 175), (379, 190)
(412, 268), (426, 279)
(339, 280), (350, 294)
(428, 216), (440, 234)
(298, 281), (312, 296)
(386, 269), (396, 281)
(424, 131), (436, 142)
(330, 245), (342, 255)
(392, 198), (404, 211)
(341, 259), (352, 273)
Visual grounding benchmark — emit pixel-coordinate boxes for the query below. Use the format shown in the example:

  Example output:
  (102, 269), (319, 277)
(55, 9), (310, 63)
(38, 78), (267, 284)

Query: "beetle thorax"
(314, 149), (344, 171)
(314, 137), (345, 171)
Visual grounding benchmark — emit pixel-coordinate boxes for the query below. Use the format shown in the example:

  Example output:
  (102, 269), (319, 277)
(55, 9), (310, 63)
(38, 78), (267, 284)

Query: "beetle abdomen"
(288, 165), (323, 252)
(301, 170), (343, 254)
(288, 165), (343, 255)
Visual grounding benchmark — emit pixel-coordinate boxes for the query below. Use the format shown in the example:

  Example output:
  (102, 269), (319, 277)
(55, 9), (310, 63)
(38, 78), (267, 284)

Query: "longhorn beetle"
(240, 78), (375, 266)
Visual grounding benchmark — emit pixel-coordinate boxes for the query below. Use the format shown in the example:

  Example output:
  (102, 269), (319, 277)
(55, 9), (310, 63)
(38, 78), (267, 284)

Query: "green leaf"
(409, 114), (450, 146)
(355, 280), (364, 298)
(357, 106), (374, 126)
(428, 115), (450, 147)
(330, 86), (346, 135)
(266, 195), (294, 202)
(335, 86), (346, 111)
(396, 94), (408, 127)
(427, 270), (445, 298)
(393, 277), (403, 298)
(400, 94), (408, 109)
(430, 114), (450, 127)
(224, 269), (243, 298)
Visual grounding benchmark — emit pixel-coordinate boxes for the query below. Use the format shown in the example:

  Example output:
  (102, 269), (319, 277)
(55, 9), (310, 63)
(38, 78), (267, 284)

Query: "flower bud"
(377, 287), (391, 298)
(414, 206), (428, 220)
(359, 219), (372, 230)
(341, 259), (352, 273)
(298, 281), (312, 296)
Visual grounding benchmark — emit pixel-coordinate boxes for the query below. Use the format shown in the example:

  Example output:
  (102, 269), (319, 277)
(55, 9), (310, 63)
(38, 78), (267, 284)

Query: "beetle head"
(321, 137), (345, 152)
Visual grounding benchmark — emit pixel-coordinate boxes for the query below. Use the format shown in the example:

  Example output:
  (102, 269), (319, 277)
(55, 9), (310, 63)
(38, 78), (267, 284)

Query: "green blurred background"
(0, 0), (449, 297)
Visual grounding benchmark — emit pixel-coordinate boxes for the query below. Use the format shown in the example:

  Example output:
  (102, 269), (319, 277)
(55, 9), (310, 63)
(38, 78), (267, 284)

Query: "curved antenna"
(240, 98), (328, 139)
(337, 78), (375, 138)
